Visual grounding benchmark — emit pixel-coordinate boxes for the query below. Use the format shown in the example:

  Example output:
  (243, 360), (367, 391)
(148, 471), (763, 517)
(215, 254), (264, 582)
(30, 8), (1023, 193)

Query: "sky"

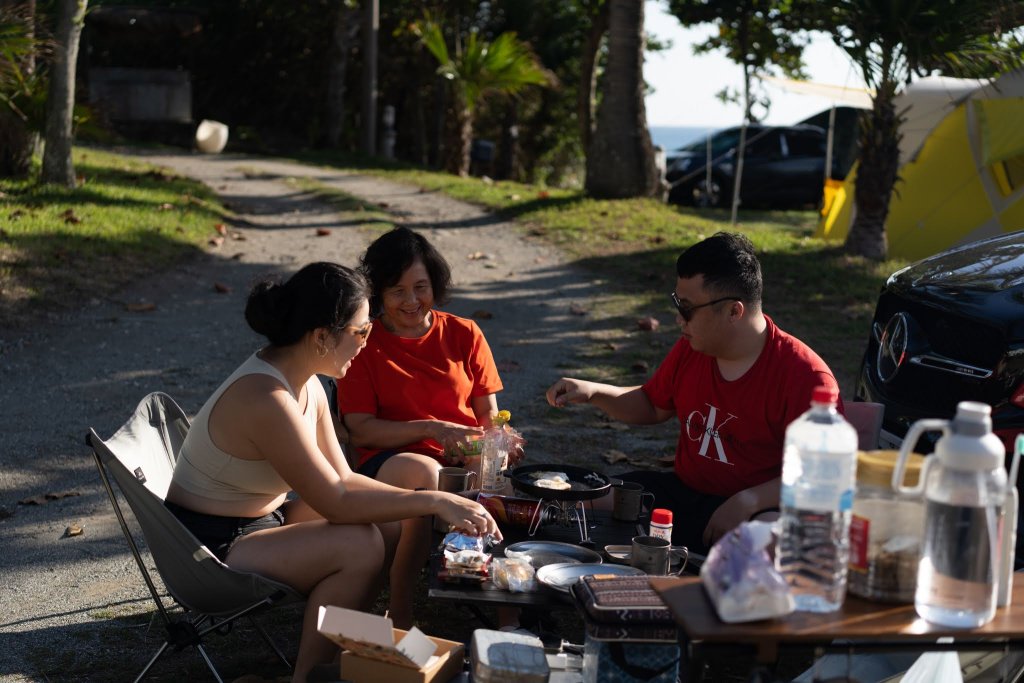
(644, 0), (869, 127)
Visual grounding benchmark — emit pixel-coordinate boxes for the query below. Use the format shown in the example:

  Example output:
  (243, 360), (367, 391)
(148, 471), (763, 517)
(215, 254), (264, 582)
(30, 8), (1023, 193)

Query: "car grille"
(861, 292), (1011, 419)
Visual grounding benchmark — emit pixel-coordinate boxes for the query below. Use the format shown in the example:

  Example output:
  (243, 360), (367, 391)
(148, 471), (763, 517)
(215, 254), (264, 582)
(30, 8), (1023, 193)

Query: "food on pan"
(534, 478), (572, 490)
(530, 471), (569, 483)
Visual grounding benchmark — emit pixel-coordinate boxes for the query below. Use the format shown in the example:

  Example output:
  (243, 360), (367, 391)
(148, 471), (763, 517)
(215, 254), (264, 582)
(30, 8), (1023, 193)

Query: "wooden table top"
(649, 576), (1024, 644)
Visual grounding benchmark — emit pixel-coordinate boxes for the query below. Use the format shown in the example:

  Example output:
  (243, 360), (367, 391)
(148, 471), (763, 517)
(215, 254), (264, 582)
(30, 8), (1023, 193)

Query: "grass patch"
(0, 148), (229, 331)
(293, 150), (908, 394)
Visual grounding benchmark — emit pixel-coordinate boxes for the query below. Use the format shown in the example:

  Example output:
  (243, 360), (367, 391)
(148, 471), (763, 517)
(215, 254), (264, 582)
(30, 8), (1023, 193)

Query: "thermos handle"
(892, 419), (949, 494)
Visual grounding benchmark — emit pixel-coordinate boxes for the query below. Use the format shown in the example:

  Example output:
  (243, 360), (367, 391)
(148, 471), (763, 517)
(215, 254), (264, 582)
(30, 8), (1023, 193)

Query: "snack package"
(442, 531), (498, 553)
(699, 521), (794, 623)
(491, 556), (537, 592)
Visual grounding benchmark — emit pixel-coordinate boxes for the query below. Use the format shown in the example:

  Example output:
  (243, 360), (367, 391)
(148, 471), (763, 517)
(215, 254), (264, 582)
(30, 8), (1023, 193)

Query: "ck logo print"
(685, 404), (737, 464)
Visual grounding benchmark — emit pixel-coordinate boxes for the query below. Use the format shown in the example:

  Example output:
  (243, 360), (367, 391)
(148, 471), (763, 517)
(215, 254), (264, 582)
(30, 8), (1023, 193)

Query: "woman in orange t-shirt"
(336, 227), (506, 628)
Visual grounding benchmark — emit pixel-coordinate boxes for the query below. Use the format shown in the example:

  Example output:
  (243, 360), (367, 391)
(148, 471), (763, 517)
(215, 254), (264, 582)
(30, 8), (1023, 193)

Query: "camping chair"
(86, 392), (304, 682)
(845, 401), (885, 450)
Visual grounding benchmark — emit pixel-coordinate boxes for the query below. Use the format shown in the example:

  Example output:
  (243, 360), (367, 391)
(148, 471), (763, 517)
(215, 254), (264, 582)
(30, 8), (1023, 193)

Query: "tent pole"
(825, 105), (836, 184)
(731, 122), (747, 225)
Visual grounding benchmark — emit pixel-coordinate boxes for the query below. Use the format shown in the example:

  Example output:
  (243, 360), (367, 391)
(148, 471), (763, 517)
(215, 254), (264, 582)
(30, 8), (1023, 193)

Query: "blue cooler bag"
(570, 576), (680, 683)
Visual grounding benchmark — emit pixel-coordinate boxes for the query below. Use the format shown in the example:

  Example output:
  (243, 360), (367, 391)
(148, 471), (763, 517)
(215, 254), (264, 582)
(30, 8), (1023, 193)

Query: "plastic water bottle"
(776, 385), (858, 612)
(898, 402), (1008, 628)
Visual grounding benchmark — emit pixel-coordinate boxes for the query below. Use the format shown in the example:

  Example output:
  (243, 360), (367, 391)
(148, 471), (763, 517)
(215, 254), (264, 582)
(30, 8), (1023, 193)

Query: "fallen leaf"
(603, 450), (629, 465)
(658, 454), (675, 466)
(378, 202), (390, 209)
(18, 496), (47, 505)
(483, 262), (497, 269)
(507, 193), (521, 200)
(64, 524), (84, 538)
(45, 491), (80, 500)
(61, 209), (81, 224)
(9, 209), (23, 219)
(604, 342), (619, 351)
(569, 303), (587, 316)
(76, 174), (86, 186)
(537, 190), (550, 199)
(649, 235), (666, 244)
(471, 309), (493, 320)
(496, 359), (521, 372)
(158, 202), (174, 211)
(481, 176), (494, 185)
(213, 282), (232, 294)
(208, 236), (224, 247)
(467, 251), (490, 260)
(214, 223), (228, 235)
(231, 232), (247, 241)
(125, 302), (157, 313)
(631, 360), (650, 373)
(231, 252), (244, 260)
(636, 316), (660, 332)
(316, 228), (332, 236)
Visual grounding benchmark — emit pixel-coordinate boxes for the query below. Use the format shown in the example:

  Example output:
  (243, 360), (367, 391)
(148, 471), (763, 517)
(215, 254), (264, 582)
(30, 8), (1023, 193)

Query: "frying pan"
(509, 463), (612, 502)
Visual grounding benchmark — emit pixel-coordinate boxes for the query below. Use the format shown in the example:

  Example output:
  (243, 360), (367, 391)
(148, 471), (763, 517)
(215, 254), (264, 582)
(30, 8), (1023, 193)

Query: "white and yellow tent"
(816, 69), (1024, 260)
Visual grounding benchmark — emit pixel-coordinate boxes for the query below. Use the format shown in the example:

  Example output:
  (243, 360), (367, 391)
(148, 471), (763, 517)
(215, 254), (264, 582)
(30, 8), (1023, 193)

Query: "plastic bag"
(700, 521), (794, 623)
(491, 557), (537, 592)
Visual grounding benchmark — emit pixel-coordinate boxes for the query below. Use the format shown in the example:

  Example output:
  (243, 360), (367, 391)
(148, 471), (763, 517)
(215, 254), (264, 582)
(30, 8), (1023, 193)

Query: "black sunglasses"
(670, 292), (740, 322)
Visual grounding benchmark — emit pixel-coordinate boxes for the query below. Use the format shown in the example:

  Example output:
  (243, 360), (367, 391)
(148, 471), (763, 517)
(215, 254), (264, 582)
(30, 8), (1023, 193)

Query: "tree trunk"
(497, 100), (519, 181)
(359, 0), (378, 156)
(845, 80), (899, 260)
(0, 108), (32, 178)
(444, 99), (472, 176)
(41, 0), (87, 187)
(324, 4), (359, 148)
(578, 0), (609, 156)
(585, 0), (658, 198)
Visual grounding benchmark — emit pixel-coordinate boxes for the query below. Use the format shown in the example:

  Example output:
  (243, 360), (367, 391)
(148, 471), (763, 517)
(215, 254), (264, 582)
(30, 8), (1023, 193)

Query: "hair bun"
(245, 278), (289, 340)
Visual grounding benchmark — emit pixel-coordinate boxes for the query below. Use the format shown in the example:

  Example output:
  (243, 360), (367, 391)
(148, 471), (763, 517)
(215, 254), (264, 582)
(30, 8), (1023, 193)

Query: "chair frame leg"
(250, 615), (293, 669)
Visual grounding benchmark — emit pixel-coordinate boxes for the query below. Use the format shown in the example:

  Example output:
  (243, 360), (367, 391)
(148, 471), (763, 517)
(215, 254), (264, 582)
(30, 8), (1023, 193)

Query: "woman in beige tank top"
(164, 262), (501, 682)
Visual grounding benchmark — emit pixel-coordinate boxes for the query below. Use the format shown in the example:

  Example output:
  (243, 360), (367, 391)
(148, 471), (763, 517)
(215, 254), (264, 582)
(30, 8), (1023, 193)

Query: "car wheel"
(693, 177), (726, 208)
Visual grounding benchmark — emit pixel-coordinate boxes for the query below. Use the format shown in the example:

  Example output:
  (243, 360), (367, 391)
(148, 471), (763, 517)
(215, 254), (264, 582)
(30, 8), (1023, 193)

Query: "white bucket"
(195, 119), (229, 154)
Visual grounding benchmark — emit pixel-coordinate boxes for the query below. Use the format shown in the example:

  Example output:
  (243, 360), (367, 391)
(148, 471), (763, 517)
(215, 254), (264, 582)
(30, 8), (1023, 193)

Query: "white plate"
(505, 541), (602, 568)
(535, 562), (645, 593)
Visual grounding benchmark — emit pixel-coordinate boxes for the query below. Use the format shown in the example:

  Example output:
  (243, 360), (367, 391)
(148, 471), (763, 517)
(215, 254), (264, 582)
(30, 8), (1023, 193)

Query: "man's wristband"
(748, 506), (780, 521)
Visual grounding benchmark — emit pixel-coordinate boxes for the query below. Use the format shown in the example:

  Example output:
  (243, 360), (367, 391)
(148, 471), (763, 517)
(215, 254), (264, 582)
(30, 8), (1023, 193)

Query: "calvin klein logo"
(685, 404), (737, 464)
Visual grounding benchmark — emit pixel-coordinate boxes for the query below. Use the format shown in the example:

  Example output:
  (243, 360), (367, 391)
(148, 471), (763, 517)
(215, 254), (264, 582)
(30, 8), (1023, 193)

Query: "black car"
(664, 124), (830, 208)
(855, 230), (1024, 457)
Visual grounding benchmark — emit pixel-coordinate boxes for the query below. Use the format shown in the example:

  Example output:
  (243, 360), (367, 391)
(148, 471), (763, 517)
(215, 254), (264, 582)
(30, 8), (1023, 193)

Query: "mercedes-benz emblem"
(876, 313), (909, 383)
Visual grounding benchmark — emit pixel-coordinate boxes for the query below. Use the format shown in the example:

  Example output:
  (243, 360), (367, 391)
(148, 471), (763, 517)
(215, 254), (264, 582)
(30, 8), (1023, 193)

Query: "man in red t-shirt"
(546, 232), (841, 554)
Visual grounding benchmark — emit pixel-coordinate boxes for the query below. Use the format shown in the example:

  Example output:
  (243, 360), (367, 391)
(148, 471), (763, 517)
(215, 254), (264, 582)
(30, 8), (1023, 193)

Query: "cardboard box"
(317, 606), (465, 683)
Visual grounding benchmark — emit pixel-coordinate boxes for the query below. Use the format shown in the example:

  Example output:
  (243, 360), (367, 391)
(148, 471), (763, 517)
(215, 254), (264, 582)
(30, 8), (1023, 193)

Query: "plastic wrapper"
(491, 556), (537, 592)
(700, 521), (794, 623)
(442, 530), (498, 553)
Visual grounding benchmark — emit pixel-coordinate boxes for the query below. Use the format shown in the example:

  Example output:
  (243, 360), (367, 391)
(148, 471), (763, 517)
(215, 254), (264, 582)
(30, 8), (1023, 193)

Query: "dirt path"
(0, 152), (673, 681)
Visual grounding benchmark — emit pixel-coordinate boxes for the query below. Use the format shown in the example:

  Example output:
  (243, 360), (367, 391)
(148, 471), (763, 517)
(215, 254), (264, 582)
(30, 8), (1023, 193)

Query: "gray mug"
(630, 535), (688, 576)
(612, 482), (655, 522)
(435, 467), (477, 531)
(438, 466), (477, 493)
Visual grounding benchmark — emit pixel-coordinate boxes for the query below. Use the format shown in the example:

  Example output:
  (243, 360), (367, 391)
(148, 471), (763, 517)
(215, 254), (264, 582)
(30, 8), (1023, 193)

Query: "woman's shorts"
(165, 500), (286, 562)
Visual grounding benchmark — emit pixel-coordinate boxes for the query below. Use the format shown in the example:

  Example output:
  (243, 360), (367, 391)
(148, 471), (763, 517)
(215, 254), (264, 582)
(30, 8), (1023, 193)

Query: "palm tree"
(0, 1), (38, 178)
(413, 16), (554, 176)
(826, 0), (1024, 260)
(585, 0), (659, 199)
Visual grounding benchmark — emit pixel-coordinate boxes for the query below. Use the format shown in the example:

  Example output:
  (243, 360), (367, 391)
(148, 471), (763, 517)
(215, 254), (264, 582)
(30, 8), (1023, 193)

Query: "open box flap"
(317, 606), (437, 669)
